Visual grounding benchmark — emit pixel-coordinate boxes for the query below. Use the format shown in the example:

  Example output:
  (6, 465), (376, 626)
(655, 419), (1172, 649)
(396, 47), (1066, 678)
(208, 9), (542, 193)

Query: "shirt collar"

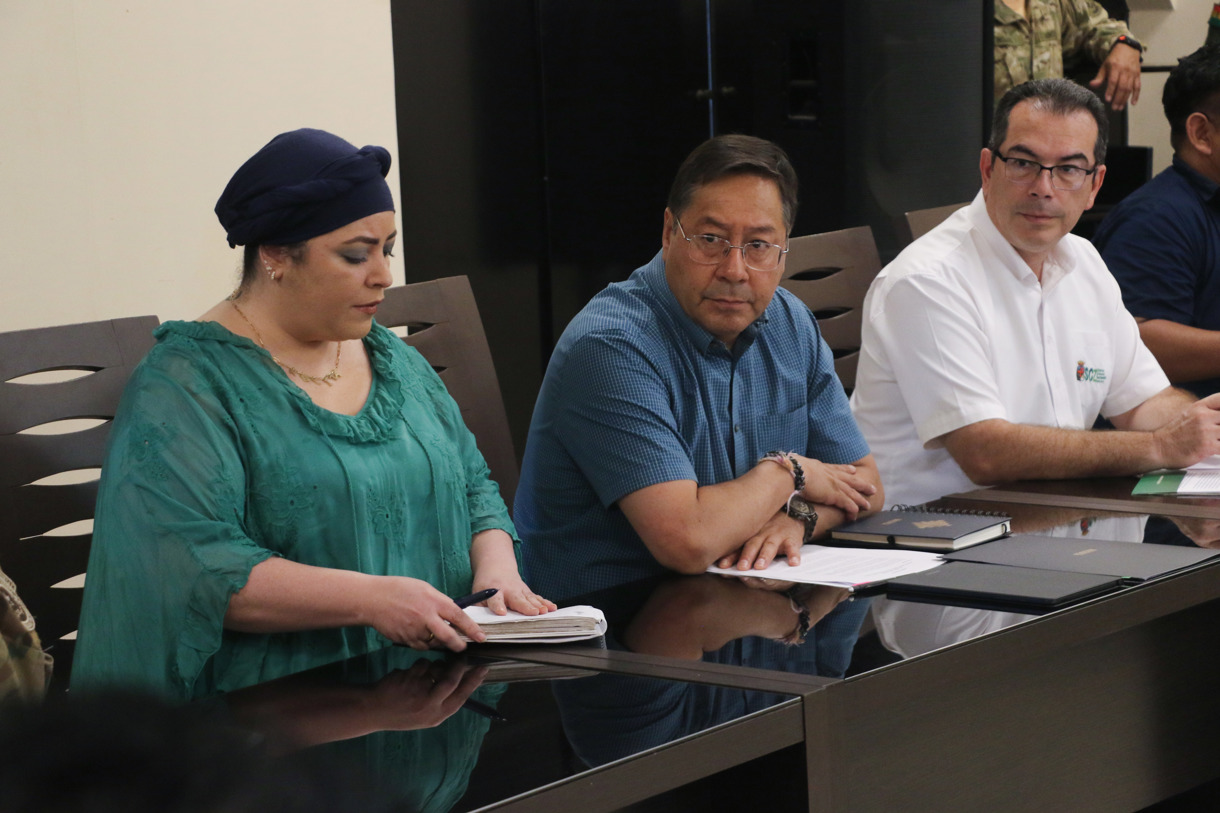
(639, 249), (767, 359)
(967, 188), (1078, 289)
(993, 4), (1025, 25)
(1171, 154), (1220, 207)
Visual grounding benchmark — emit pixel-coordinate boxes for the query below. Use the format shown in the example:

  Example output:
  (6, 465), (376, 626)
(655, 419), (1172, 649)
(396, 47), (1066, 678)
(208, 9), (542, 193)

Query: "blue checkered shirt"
(515, 250), (870, 600)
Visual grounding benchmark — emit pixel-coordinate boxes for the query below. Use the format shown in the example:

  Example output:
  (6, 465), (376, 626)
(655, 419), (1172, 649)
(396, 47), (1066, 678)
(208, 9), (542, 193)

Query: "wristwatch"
(782, 496), (819, 544)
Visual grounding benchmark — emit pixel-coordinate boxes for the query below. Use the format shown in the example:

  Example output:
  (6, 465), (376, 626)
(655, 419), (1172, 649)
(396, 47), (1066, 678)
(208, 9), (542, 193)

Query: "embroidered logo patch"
(1076, 360), (1106, 383)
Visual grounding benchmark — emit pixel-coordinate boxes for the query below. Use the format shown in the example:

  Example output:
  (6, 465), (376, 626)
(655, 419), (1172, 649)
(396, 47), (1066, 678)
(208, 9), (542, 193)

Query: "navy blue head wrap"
(215, 128), (395, 248)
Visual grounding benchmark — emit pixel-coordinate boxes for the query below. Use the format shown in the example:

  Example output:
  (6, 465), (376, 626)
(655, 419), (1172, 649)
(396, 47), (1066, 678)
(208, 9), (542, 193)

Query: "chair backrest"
(780, 226), (882, 395)
(376, 276), (519, 507)
(903, 202), (968, 244)
(0, 316), (159, 691)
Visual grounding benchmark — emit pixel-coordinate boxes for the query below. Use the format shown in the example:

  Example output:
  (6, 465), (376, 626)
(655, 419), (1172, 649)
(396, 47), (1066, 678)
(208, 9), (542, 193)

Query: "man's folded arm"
(1135, 319), (1220, 386)
(717, 454), (883, 572)
(618, 454), (881, 574)
(940, 389), (1220, 484)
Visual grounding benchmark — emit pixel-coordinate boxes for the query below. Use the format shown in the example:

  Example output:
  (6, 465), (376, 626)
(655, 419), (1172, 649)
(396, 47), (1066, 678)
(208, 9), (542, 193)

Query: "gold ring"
(425, 631), (435, 643)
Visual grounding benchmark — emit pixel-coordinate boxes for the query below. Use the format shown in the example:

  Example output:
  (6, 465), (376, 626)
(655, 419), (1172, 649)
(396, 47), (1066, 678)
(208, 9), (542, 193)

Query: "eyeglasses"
(675, 219), (789, 272)
(993, 150), (1098, 191)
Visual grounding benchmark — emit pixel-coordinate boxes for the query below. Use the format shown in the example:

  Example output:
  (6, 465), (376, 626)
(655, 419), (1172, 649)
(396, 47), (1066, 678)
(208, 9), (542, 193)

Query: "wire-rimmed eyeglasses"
(675, 219), (789, 272)
(993, 150), (1098, 191)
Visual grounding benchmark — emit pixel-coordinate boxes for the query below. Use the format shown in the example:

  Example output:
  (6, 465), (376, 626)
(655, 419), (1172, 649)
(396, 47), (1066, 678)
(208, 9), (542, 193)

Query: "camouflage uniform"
(995, 0), (1134, 103)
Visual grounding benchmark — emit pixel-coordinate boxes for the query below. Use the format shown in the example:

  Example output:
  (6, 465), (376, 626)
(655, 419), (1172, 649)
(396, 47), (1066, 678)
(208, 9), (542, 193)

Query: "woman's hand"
(368, 659), (490, 731)
(472, 568), (557, 616)
(363, 575), (487, 651)
(225, 558), (485, 650)
(469, 529), (557, 616)
(226, 656), (491, 750)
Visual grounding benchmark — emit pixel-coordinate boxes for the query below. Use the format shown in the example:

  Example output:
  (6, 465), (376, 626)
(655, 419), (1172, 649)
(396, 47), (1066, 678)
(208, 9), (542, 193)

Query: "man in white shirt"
(851, 78), (1220, 507)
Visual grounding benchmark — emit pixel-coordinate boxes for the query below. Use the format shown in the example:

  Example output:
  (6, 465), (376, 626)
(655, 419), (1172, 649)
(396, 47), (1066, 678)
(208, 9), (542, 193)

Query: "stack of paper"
(705, 544), (943, 589)
(458, 604), (607, 644)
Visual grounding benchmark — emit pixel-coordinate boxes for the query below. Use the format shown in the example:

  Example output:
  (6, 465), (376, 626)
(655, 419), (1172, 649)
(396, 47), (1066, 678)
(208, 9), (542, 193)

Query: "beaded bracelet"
(760, 451), (806, 514)
(759, 451), (805, 491)
(779, 585), (812, 645)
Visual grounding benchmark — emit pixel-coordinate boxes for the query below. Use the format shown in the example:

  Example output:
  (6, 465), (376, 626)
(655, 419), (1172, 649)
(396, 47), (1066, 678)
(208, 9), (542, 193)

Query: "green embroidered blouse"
(71, 320), (515, 699)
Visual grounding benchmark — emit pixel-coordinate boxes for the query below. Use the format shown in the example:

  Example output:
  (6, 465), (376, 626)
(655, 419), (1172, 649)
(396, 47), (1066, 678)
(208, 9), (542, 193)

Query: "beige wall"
(1129, 0), (1214, 172)
(2, 1), (1215, 338)
(0, 0), (402, 333)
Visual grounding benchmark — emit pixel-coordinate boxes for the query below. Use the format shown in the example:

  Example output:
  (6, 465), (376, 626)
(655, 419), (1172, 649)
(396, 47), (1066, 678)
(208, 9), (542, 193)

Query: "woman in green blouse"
(72, 129), (553, 700)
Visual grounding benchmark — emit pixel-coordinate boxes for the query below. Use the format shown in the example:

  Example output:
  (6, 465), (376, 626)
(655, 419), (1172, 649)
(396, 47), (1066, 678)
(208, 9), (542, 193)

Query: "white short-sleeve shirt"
(850, 192), (1169, 506)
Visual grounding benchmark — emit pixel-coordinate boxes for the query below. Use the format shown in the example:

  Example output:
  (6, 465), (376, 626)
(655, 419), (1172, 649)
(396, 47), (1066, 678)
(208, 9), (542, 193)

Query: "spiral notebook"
(829, 506), (1011, 552)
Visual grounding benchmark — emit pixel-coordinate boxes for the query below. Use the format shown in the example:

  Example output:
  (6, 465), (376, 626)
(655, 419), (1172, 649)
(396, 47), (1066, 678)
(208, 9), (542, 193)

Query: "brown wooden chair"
(902, 202), (969, 244)
(0, 316), (159, 692)
(781, 226), (882, 396)
(377, 276), (519, 507)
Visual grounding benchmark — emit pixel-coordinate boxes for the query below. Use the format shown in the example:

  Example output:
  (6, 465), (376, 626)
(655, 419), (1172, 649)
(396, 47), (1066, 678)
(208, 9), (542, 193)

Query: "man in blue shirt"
(515, 135), (882, 603)
(1094, 44), (1220, 399)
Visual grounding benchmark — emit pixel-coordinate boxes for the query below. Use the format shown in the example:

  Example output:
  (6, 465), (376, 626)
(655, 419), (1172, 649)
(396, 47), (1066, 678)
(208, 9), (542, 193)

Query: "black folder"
(885, 562), (1124, 613)
(944, 534), (1220, 583)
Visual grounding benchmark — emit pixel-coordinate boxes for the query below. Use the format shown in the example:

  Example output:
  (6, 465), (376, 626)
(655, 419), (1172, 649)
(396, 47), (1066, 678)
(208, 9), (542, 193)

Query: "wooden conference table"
(216, 478), (1220, 812)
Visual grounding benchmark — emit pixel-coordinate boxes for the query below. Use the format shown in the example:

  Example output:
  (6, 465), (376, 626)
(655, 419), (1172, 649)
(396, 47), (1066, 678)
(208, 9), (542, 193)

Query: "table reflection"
(223, 647), (502, 813)
(555, 574), (861, 767)
(213, 584), (843, 813)
(948, 476), (1220, 517)
(872, 499), (1206, 660)
(199, 496), (1220, 809)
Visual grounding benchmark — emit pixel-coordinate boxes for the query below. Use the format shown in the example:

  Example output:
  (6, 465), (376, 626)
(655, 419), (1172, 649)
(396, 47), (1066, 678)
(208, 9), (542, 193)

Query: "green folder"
(1132, 472), (1186, 495)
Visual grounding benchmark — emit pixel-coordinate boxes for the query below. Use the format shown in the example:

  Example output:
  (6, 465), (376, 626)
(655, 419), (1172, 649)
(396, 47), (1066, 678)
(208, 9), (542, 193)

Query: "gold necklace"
(229, 298), (342, 386)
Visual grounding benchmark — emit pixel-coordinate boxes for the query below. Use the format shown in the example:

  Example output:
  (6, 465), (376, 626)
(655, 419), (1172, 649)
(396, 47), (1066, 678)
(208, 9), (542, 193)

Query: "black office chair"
(781, 226), (883, 396)
(902, 202), (969, 245)
(0, 316), (159, 693)
(376, 276), (519, 508)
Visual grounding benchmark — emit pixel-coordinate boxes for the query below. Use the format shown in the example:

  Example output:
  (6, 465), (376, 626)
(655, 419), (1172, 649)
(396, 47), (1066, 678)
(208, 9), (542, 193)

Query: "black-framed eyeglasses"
(993, 150), (1098, 191)
(675, 219), (789, 272)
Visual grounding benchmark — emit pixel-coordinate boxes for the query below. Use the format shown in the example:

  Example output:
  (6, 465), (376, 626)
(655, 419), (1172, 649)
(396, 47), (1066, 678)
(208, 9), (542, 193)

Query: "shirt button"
(734, 425), (740, 433)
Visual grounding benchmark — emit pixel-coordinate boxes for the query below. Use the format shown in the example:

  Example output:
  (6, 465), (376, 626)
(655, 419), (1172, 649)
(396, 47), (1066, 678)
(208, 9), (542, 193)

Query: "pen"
(848, 580), (888, 597)
(453, 588), (498, 609)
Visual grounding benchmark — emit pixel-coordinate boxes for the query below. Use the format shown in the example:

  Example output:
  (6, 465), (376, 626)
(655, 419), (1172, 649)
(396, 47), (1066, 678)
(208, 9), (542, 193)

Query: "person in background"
(851, 78), (1220, 509)
(995, 0), (1143, 111)
(1094, 44), (1220, 400)
(0, 566), (52, 706)
(72, 128), (553, 700)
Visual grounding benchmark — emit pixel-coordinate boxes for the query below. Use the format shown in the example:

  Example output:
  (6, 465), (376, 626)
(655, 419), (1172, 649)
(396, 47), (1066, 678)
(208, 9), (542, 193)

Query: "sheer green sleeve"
(72, 344), (272, 699)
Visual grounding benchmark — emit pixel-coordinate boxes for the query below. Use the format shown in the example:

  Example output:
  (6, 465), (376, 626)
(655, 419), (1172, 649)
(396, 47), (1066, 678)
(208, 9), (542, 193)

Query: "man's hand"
(716, 510), (804, 571)
(795, 457), (876, 519)
(1150, 392), (1220, 470)
(1169, 516), (1220, 548)
(1090, 43), (1141, 111)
